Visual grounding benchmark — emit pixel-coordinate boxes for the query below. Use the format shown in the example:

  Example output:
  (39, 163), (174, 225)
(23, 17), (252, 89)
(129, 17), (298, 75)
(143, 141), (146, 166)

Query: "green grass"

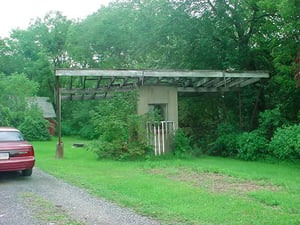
(21, 192), (83, 225)
(33, 137), (300, 225)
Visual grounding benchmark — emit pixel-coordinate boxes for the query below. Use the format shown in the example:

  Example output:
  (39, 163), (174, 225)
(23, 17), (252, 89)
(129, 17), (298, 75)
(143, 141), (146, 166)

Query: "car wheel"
(22, 169), (32, 176)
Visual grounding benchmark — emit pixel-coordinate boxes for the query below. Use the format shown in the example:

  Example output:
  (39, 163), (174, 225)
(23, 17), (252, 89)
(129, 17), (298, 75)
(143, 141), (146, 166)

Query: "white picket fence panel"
(147, 121), (175, 155)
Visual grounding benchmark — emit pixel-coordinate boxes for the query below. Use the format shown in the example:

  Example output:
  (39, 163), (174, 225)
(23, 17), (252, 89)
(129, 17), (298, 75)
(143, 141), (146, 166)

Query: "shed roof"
(27, 97), (56, 118)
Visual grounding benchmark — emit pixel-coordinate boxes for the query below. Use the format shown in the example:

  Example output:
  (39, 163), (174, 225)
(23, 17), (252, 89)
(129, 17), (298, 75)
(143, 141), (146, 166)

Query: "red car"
(0, 127), (35, 176)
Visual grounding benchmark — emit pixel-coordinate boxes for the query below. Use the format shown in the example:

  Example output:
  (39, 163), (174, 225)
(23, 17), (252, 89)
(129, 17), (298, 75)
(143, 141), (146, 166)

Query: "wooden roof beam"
(193, 78), (210, 87)
(239, 78), (261, 87)
(177, 87), (238, 93)
(56, 69), (269, 79)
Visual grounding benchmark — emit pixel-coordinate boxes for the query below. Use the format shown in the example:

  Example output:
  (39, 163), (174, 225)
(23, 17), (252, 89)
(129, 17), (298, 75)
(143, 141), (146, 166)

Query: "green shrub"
(61, 121), (76, 136)
(236, 131), (267, 161)
(19, 107), (50, 141)
(268, 124), (300, 160)
(0, 105), (11, 126)
(88, 138), (152, 160)
(209, 133), (238, 157)
(125, 142), (153, 160)
(258, 107), (287, 140)
(89, 117), (151, 160)
(88, 92), (153, 160)
(88, 138), (124, 160)
(128, 114), (149, 144)
(172, 129), (192, 157)
(216, 122), (239, 135)
(78, 124), (98, 140)
(88, 116), (152, 160)
(208, 123), (239, 157)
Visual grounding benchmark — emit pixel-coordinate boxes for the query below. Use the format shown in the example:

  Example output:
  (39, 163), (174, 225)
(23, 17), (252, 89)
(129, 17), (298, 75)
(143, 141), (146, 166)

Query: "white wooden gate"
(147, 121), (175, 155)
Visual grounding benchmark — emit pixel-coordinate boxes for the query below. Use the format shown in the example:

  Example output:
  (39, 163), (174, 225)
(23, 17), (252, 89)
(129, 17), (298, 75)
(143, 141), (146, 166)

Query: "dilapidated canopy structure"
(56, 69), (269, 100)
(55, 69), (269, 158)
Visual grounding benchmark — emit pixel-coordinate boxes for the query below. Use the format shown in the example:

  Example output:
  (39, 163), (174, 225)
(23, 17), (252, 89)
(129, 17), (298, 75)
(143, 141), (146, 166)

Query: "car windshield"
(0, 131), (25, 141)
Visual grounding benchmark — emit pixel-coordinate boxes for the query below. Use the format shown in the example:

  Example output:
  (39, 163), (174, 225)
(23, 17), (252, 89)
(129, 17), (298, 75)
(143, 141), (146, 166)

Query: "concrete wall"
(137, 86), (178, 128)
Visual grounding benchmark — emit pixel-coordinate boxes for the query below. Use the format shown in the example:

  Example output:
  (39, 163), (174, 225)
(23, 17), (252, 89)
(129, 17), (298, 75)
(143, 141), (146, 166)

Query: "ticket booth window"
(148, 104), (167, 121)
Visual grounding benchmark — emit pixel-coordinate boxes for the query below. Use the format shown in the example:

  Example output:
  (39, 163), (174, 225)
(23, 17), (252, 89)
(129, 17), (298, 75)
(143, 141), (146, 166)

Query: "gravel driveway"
(0, 168), (161, 225)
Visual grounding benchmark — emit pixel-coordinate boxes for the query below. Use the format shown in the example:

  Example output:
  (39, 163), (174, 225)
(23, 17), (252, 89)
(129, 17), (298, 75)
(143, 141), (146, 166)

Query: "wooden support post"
(55, 76), (64, 159)
(238, 88), (243, 130)
(250, 81), (263, 130)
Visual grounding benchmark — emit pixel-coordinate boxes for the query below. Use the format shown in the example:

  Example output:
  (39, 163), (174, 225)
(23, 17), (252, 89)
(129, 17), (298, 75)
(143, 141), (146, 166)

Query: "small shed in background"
(27, 97), (56, 135)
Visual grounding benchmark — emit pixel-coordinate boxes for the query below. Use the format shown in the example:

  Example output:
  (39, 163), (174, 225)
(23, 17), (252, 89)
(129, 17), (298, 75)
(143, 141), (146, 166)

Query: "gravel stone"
(0, 168), (161, 225)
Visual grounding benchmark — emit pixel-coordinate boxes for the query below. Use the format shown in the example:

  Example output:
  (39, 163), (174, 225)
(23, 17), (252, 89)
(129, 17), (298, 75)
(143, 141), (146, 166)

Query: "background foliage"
(0, 73), (50, 140)
(0, 0), (299, 160)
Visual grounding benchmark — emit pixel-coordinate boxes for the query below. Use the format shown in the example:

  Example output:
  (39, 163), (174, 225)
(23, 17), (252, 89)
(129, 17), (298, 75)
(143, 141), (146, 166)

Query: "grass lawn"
(33, 137), (300, 225)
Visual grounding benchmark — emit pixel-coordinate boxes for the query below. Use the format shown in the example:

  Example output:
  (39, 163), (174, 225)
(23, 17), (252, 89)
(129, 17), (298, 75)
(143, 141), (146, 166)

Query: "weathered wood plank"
(177, 87), (239, 92)
(56, 69), (269, 78)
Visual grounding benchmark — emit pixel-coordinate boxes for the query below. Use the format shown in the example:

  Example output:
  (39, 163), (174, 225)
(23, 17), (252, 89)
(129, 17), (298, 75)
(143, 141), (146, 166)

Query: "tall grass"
(33, 137), (300, 225)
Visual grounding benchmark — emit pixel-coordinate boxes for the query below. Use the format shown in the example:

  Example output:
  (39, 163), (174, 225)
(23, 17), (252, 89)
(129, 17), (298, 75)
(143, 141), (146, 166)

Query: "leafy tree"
(0, 38), (21, 74)
(0, 73), (39, 127)
(260, 0), (300, 121)
(4, 11), (72, 98)
(67, 0), (198, 69)
(67, 3), (135, 68)
(181, 0), (276, 70)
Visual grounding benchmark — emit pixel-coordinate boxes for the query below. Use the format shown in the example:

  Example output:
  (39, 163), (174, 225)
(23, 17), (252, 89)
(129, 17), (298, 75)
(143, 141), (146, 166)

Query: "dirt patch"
(148, 168), (280, 194)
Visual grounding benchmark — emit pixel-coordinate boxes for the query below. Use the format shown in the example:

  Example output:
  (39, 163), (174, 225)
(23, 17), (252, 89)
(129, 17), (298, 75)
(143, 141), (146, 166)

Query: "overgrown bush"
(89, 92), (153, 160)
(78, 124), (99, 140)
(216, 122), (239, 135)
(89, 135), (152, 160)
(236, 130), (267, 161)
(19, 107), (50, 141)
(172, 129), (192, 157)
(61, 121), (76, 136)
(258, 107), (287, 140)
(128, 114), (149, 144)
(209, 133), (239, 157)
(208, 123), (239, 157)
(268, 124), (300, 160)
(61, 101), (99, 139)
(0, 105), (11, 126)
